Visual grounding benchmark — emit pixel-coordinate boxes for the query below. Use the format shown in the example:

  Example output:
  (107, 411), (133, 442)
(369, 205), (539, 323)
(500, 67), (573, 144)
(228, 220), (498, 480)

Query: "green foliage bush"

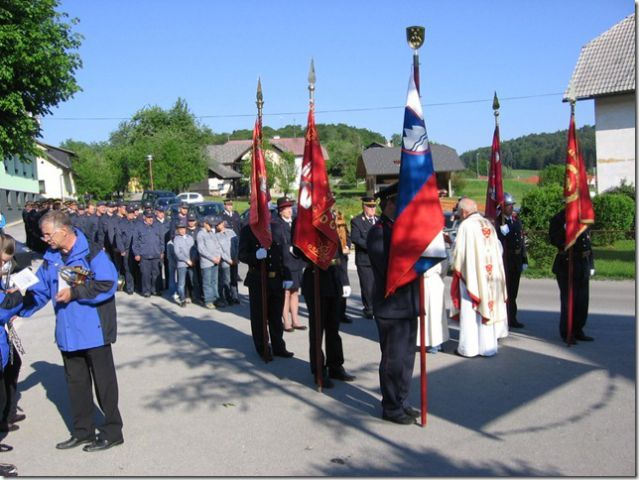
(450, 172), (466, 193)
(604, 179), (635, 200)
(538, 164), (565, 188)
(592, 193), (635, 246)
(519, 185), (564, 273)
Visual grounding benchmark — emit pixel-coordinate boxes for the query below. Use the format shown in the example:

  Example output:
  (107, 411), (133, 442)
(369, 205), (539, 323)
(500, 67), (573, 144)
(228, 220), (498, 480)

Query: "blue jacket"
(132, 221), (165, 259)
(0, 288), (23, 369)
(20, 229), (118, 352)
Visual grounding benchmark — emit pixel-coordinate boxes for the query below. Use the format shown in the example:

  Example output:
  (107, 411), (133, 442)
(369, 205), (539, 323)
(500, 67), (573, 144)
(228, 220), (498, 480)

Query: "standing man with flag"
(549, 99), (595, 344)
(238, 79), (293, 362)
(293, 60), (354, 390)
(368, 27), (446, 425)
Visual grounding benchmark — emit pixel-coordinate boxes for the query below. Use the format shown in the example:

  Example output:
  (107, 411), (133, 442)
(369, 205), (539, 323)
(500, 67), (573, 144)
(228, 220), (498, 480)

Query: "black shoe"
(403, 406), (420, 418)
(143, 293), (151, 298)
(0, 463), (17, 476)
(8, 414), (25, 424)
(82, 437), (124, 452)
(341, 316), (353, 324)
(574, 333), (594, 341)
(382, 413), (415, 425)
(214, 300), (228, 308)
(509, 320), (525, 328)
(56, 436), (94, 450)
(0, 424), (18, 433)
(273, 350), (294, 358)
(329, 368), (356, 382)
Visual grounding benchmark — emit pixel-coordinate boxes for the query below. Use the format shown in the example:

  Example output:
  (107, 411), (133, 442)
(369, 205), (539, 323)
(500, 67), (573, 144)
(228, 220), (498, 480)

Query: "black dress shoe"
(574, 333), (594, 341)
(9, 414), (25, 423)
(0, 424), (18, 433)
(82, 437), (124, 452)
(56, 436), (94, 450)
(382, 413), (415, 425)
(329, 368), (356, 382)
(273, 349), (294, 358)
(509, 321), (525, 328)
(403, 406), (420, 418)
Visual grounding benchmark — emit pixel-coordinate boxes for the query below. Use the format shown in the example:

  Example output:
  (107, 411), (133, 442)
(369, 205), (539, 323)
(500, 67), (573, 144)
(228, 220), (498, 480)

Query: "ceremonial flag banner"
(293, 107), (339, 270)
(386, 64), (446, 296)
(249, 118), (272, 249)
(484, 123), (504, 221)
(564, 111), (595, 249)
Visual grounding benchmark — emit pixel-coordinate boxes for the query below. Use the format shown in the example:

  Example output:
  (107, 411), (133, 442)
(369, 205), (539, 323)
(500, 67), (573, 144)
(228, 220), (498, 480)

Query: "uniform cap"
(155, 205), (166, 212)
(277, 196), (294, 209)
(126, 205), (136, 213)
(223, 199), (233, 205)
(143, 211), (155, 218)
(186, 212), (197, 221)
(106, 201), (116, 208)
(180, 202), (189, 209)
(117, 201), (126, 207)
(96, 201), (106, 206)
(361, 195), (377, 207)
(176, 219), (188, 229)
(143, 201), (153, 209)
(78, 203), (86, 210)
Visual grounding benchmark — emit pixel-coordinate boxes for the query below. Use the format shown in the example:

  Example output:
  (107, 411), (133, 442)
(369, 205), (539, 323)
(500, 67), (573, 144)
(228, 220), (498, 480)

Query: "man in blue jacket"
(19, 210), (124, 451)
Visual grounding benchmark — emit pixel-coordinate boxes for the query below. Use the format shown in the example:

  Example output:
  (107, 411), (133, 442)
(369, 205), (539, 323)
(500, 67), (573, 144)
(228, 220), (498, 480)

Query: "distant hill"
(460, 125), (596, 171)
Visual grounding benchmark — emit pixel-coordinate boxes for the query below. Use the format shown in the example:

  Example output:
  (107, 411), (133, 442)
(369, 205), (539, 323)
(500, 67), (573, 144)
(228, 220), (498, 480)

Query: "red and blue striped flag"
(386, 64), (447, 296)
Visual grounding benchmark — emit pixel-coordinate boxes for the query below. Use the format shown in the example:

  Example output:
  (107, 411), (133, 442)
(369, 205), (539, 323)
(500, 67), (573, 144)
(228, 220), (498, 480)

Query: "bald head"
(457, 198), (478, 219)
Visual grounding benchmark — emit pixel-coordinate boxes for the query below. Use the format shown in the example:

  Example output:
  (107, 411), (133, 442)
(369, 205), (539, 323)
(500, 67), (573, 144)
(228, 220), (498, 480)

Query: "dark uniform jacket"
(549, 209), (594, 274)
(238, 224), (289, 289)
(350, 213), (377, 267)
(272, 216), (306, 281)
(301, 248), (350, 299)
(496, 212), (528, 266)
(223, 210), (242, 236)
(366, 215), (420, 319)
(132, 221), (165, 259)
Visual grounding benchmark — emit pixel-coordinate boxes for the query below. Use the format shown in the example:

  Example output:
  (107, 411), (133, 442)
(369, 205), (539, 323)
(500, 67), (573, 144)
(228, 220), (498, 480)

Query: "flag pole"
(308, 60), (323, 391)
(256, 78), (272, 362)
(407, 25), (428, 427)
(566, 99), (576, 347)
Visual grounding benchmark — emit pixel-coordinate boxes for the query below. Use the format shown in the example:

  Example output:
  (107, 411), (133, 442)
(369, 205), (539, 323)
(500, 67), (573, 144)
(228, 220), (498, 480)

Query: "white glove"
(522, 263), (528, 271)
(342, 286), (351, 298)
(499, 224), (510, 236)
(590, 269), (595, 277)
(256, 248), (267, 260)
(282, 280), (293, 289)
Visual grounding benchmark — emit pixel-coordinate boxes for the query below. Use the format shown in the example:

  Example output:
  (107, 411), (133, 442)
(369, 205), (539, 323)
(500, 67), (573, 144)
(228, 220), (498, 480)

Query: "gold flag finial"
(406, 26), (425, 50)
(492, 91), (500, 111)
(256, 77), (264, 119)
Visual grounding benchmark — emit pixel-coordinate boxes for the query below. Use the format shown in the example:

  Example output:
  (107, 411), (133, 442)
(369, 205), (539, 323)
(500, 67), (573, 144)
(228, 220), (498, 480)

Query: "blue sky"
(40, 0), (633, 155)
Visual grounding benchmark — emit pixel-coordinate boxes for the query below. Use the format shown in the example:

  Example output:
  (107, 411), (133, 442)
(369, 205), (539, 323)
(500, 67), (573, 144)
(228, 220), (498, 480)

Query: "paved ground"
(1, 222), (636, 476)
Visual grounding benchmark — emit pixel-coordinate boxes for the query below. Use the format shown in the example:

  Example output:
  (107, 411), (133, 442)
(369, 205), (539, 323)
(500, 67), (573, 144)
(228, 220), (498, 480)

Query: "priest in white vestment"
(423, 258), (449, 353)
(450, 198), (508, 358)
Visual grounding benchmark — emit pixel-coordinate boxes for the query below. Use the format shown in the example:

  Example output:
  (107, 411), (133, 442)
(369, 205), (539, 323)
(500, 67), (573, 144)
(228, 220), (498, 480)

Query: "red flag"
(249, 118), (272, 248)
(484, 123), (504, 221)
(292, 107), (339, 269)
(564, 112), (595, 250)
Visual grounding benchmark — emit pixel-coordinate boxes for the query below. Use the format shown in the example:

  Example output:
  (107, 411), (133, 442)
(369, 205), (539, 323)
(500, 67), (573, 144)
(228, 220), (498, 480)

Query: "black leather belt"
(249, 267), (279, 278)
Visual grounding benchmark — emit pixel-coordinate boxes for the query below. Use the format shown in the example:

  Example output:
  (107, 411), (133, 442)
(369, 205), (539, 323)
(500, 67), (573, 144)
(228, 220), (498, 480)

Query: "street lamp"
(146, 154), (154, 190)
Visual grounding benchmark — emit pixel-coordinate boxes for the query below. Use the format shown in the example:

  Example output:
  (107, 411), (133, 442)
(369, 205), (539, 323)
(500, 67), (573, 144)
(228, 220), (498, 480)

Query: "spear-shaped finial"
(256, 77), (264, 119)
(493, 91), (500, 126)
(308, 58), (316, 106)
(566, 84), (576, 116)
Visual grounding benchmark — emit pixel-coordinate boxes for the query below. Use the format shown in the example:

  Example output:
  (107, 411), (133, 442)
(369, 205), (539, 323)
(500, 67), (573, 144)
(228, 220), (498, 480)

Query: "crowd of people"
(0, 184), (594, 452)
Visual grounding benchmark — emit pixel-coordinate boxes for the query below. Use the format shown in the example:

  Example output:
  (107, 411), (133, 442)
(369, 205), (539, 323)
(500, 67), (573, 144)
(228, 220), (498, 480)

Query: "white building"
(564, 13), (635, 194)
(35, 142), (77, 199)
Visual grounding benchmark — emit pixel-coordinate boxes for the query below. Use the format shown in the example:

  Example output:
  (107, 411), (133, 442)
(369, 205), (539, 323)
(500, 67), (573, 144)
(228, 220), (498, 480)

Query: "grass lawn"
(456, 178), (539, 207)
(592, 239), (636, 279)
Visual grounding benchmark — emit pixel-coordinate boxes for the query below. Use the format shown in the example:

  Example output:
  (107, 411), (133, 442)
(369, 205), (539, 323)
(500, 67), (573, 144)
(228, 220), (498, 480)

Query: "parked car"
(176, 192), (204, 204)
(154, 196), (179, 210)
(141, 190), (175, 204)
(167, 201), (224, 223)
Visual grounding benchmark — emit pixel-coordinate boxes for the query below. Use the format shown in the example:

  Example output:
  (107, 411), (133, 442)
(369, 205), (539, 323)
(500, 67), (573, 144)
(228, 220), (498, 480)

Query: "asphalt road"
(1, 222), (635, 476)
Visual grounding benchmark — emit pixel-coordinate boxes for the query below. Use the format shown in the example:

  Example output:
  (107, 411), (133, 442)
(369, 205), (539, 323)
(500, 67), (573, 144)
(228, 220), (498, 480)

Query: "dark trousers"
(375, 315), (417, 418)
(61, 345), (123, 442)
(247, 282), (286, 356)
(305, 293), (343, 374)
(504, 257), (523, 325)
(139, 257), (161, 295)
(3, 347), (21, 423)
(0, 347), (21, 427)
(556, 258), (590, 338)
(356, 264), (375, 315)
(122, 253), (135, 294)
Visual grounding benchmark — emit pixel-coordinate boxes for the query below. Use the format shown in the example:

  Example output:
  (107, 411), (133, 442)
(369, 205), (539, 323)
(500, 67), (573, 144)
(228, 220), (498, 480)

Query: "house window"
(39, 180), (45, 194)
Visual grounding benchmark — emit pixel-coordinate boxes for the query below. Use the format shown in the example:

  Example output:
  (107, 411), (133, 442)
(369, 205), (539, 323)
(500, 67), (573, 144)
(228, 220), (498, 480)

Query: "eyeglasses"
(40, 228), (61, 241)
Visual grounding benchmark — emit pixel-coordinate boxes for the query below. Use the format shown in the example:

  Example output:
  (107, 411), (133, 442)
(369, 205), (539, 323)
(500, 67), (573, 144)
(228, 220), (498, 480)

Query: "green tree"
(272, 150), (297, 195)
(538, 164), (565, 187)
(109, 99), (209, 192)
(0, 0), (82, 159)
(61, 140), (116, 200)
